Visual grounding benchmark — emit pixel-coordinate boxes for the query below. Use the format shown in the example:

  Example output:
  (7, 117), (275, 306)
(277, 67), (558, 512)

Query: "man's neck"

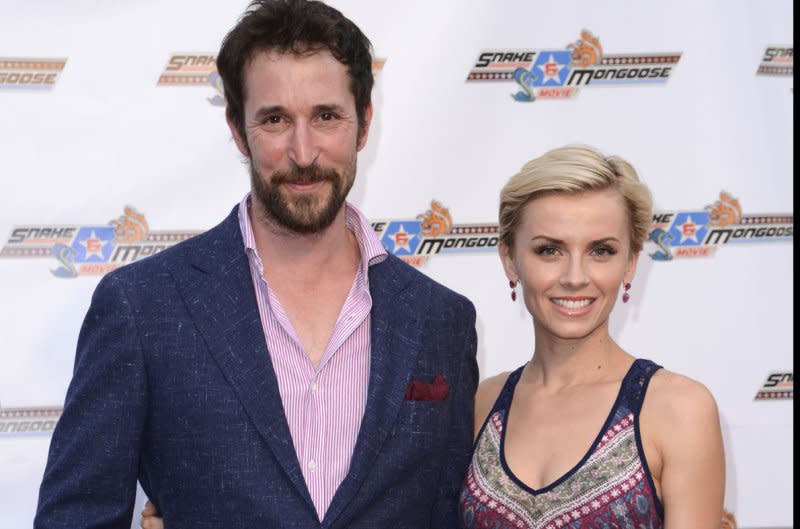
(248, 199), (359, 282)
(247, 198), (362, 367)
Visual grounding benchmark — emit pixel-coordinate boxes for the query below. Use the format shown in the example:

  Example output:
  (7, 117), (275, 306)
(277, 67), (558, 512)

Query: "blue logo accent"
(51, 244), (78, 278)
(648, 228), (673, 261)
(511, 67), (537, 101)
(207, 72), (225, 106)
(381, 221), (422, 256)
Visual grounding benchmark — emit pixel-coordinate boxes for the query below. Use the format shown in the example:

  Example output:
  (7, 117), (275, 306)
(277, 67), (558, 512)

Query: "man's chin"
(280, 190), (333, 216)
(268, 198), (344, 234)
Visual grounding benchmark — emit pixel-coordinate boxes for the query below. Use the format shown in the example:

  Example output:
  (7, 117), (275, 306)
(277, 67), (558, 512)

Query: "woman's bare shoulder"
(645, 368), (720, 433)
(474, 371), (513, 429)
(643, 368), (725, 524)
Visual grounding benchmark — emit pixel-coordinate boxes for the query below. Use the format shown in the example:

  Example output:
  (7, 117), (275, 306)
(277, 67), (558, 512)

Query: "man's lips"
(283, 180), (326, 191)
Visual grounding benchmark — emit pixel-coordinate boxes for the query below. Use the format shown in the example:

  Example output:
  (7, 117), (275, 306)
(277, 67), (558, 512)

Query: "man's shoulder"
(375, 254), (475, 314)
(103, 205), (239, 284)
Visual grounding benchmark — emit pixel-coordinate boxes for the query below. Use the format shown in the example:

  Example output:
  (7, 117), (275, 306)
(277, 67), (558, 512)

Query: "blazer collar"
(170, 206), (317, 516)
(174, 210), (430, 525)
(322, 255), (431, 527)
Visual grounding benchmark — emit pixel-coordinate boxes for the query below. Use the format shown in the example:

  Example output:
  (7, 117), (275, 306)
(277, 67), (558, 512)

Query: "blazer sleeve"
(34, 272), (147, 529)
(431, 299), (479, 528)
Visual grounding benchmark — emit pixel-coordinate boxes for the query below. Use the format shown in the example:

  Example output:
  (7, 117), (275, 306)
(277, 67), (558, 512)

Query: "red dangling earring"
(622, 282), (631, 303)
(509, 280), (517, 301)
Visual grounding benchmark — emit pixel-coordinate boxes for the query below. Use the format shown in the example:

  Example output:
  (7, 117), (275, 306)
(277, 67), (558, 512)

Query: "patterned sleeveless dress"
(459, 359), (664, 529)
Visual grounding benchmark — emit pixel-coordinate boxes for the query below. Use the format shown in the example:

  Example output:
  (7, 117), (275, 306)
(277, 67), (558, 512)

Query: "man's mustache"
(271, 164), (339, 185)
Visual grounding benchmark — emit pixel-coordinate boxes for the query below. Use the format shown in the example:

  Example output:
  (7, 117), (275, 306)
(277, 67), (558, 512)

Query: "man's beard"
(250, 159), (356, 235)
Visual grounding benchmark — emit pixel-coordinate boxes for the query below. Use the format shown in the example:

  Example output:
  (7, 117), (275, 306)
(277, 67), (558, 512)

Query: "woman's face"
(500, 188), (638, 342)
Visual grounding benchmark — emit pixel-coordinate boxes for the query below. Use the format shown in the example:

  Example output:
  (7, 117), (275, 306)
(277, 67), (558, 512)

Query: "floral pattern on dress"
(459, 361), (663, 529)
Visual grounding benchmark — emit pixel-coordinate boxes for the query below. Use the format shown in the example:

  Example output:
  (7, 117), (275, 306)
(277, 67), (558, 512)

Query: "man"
(33, 1), (478, 528)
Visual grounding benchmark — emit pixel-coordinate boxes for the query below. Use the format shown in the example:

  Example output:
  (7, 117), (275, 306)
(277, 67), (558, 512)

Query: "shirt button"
(311, 382), (318, 392)
(308, 459), (317, 471)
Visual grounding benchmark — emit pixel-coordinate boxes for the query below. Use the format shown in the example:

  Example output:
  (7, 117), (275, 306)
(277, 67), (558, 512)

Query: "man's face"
(229, 49), (372, 234)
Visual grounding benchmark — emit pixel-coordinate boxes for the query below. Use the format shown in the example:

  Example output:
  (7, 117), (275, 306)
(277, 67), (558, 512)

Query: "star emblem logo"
(389, 225), (415, 253)
(381, 220), (423, 256)
(678, 215), (705, 243)
(80, 230), (108, 259)
(537, 54), (566, 84)
(70, 226), (116, 263)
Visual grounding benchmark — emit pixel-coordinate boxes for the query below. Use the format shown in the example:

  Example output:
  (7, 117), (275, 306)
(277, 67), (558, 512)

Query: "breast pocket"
(395, 399), (450, 441)
(382, 399), (452, 479)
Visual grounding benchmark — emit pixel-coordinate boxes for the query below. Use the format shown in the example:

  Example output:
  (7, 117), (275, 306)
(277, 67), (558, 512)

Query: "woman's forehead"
(518, 190), (630, 237)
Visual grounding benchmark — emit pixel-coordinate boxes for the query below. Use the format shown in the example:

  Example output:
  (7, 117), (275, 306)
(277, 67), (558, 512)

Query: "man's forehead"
(241, 47), (354, 110)
(246, 47), (342, 70)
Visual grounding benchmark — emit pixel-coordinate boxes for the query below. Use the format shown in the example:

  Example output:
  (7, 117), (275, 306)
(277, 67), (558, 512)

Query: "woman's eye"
(592, 246), (617, 257)
(534, 246), (558, 256)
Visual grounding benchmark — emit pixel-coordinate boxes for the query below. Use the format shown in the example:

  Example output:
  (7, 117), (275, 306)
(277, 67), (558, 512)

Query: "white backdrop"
(0, 1), (792, 527)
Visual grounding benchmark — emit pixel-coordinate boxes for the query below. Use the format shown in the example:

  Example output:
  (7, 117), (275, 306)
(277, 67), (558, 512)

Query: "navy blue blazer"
(35, 205), (478, 529)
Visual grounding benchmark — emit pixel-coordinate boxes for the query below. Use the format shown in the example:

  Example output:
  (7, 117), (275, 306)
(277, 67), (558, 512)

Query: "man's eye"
(266, 115), (282, 124)
(319, 112), (335, 121)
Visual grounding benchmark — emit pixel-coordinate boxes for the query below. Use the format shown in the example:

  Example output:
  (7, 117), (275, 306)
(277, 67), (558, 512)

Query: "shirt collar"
(237, 192), (388, 274)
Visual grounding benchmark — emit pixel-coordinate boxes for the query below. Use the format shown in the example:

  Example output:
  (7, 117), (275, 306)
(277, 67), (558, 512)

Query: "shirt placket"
(302, 364), (325, 510)
(264, 286), (325, 496)
(239, 198), (383, 519)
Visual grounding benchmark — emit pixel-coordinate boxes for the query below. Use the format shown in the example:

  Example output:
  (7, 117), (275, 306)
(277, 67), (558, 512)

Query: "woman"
(459, 145), (725, 528)
(141, 145), (725, 528)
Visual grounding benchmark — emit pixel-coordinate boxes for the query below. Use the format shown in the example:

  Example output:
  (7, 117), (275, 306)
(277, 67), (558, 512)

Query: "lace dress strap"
(621, 358), (663, 415)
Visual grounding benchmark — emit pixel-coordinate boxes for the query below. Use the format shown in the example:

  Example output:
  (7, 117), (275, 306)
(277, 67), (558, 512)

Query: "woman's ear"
(624, 250), (640, 285)
(499, 242), (519, 282)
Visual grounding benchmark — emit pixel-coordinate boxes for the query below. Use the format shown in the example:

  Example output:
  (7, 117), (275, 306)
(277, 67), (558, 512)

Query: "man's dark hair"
(217, 0), (374, 147)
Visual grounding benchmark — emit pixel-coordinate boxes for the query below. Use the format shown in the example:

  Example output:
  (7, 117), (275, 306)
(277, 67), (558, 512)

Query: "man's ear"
(356, 103), (373, 151)
(226, 109), (250, 157)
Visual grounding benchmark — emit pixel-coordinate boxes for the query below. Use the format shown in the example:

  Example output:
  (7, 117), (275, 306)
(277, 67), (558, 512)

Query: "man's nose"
(288, 121), (319, 168)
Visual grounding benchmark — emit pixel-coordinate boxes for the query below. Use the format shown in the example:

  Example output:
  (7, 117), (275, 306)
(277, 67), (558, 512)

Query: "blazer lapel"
(323, 256), (431, 527)
(169, 207), (314, 512)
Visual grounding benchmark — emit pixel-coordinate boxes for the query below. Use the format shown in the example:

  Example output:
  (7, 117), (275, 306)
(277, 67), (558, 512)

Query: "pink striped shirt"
(237, 194), (387, 519)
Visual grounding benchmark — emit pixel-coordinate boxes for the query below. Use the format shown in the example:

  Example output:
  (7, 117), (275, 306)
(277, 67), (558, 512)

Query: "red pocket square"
(404, 374), (450, 401)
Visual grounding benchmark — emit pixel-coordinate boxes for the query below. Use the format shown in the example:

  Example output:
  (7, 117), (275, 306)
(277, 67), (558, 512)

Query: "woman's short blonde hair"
(499, 144), (653, 253)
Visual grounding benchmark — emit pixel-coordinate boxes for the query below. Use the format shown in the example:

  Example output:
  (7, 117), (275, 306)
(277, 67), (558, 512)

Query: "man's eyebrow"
(312, 103), (347, 114)
(251, 104), (347, 122)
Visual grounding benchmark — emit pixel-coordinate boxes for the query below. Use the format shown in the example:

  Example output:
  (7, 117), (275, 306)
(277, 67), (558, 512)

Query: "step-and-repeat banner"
(0, 1), (792, 527)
